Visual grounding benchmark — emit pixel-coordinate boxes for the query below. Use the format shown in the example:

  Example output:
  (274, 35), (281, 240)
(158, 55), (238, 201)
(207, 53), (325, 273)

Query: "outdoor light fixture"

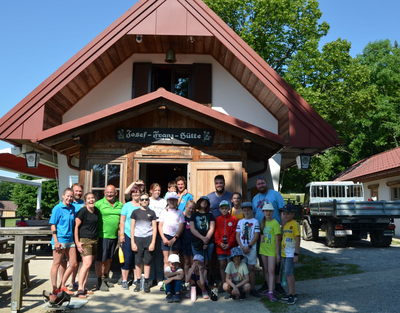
(165, 48), (176, 63)
(296, 154), (311, 170)
(24, 151), (41, 169)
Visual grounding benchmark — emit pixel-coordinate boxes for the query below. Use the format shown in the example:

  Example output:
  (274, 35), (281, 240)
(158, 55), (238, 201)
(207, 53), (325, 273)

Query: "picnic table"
(0, 227), (52, 313)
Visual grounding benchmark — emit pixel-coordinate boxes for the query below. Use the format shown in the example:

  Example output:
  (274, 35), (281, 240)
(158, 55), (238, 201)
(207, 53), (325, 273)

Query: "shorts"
(80, 237), (98, 257)
(191, 243), (214, 261)
(96, 237), (117, 262)
(52, 241), (75, 250)
(134, 236), (153, 266)
(243, 247), (257, 265)
(217, 254), (230, 261)
(121, 234), (135, 271)
(282, 257), (294, 276)
(161, 234), (181, 252)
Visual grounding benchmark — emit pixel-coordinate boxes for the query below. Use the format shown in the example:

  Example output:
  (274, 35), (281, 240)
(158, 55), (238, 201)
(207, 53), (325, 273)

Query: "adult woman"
(190, 196), (216, 267)
(74, 192), (99, 298)
(148, 183), (167, 287)
(49, 187), (77, 295)
(118, 184), (141, 290)
(231, 192), (244, 221)
(125, 180), (146, 202)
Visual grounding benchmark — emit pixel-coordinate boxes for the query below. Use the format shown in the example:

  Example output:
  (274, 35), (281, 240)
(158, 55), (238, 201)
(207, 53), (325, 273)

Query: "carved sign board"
(115, 128), (214, 146)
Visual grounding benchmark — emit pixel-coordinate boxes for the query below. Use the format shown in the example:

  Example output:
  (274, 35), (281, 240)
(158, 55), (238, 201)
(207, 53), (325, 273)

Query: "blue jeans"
(191, 243), (214, 261)
(165, 279), (182, 294)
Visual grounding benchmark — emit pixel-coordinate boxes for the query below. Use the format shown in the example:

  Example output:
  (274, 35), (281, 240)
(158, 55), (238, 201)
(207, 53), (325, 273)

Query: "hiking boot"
(257, 282), (269, 294)
(266, 291), (277, 302)
(174, 293), (181, 302)
(275, 284), (286, 295)
(104, 277), (114, 288)
(100, 277), (109, 292)
(167, 294), (173, 303)
(250, 289), (261, 298)
(134, 280), (141, 292)
(144, 280), (150, 293)
(121, 281), (129, 290)
(287, 294), (296, 305)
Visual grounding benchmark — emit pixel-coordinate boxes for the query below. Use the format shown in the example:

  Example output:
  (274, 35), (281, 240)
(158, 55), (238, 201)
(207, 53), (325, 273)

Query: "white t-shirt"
(236, 218), (260, 248)
(149, 197), (167, 221)
(159, 208), (185, 237)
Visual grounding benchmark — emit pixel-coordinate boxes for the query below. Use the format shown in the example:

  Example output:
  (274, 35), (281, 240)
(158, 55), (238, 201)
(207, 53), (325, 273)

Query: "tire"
(302, 220), (319, 241)
(370, 230), (392, 247)
(326, 223), (347, 248)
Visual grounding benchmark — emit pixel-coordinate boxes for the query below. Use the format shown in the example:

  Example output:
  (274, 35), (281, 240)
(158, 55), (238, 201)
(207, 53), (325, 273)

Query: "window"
(152, 65), (191, 98)
(392, 187), (400, 200)
(90, 161), (124, 202)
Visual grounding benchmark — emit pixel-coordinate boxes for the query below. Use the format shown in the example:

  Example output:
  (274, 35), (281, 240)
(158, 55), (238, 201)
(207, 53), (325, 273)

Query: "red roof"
(335, 147), (400, 182)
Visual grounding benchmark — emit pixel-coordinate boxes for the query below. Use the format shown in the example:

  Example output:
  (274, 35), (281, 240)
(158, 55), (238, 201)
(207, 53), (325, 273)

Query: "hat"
(230, 247), (245, 260)
(262, 203), (274, 211)
(168, 254), (180, 263)
(193, 254), (204, 263)
(242, 202), (252, 208)
(197, 196), (210, 205)
(280, 204), (294, 213)
(219, 200), (229, 207)
(36, 208), (43, 213)
(166, 192), (179, 200)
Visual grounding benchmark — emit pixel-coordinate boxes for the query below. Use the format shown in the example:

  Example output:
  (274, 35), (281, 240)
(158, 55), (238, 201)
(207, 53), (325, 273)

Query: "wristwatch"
(294, 252), (299, 256)
(248, 244), (252, 249)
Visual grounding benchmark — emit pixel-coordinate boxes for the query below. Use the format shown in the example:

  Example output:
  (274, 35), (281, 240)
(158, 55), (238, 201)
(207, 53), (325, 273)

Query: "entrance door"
(139, 163), (188, 193)
(189, 162), (242, 201)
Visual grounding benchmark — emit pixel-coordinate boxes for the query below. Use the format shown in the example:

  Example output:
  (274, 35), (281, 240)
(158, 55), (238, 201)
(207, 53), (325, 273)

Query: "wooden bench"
(9, 220), (51, 253)
(0, 237), (13, 253)
(0, 254), (36, 288)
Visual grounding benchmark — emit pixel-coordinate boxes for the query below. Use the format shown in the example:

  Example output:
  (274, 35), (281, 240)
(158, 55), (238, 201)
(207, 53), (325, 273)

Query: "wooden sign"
(115, 128), (214, 146)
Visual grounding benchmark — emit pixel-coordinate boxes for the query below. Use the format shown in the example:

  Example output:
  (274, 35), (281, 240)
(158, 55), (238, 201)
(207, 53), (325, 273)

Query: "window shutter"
(192, 63), (212, 105)
(132, 63), (151, 98)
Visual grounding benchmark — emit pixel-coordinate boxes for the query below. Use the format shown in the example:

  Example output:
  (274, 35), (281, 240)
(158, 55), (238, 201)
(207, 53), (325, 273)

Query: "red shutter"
(132, 63), (151, 98)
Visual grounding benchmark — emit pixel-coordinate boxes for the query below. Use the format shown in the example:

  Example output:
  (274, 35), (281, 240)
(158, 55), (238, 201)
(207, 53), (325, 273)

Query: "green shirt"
(259, 219), (281, 257)
(96, 197), (123, 239)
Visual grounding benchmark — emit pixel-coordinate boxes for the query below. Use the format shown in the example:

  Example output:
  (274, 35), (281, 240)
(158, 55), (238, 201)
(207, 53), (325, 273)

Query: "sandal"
(77, 290), (87, 299)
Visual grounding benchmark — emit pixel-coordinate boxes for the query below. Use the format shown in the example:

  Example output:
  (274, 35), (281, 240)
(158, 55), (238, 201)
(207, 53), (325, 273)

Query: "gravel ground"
(284, 236), (400, 313)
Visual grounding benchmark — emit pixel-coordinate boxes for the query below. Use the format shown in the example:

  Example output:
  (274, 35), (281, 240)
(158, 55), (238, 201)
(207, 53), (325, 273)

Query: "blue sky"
(0, 0), (399, 177)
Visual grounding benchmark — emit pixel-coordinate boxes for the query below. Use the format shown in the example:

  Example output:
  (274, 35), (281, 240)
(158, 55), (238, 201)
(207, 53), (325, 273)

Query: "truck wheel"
(370, 230), (392, 247)
(302, 220), (319, 241)
(326, 223), (347, 248)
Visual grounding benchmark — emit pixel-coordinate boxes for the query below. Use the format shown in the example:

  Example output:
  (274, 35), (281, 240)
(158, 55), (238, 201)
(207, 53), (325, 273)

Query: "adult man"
(95, 185), (123, 291)
(176, 176), (193, 212)
(207, 175), (233, 219)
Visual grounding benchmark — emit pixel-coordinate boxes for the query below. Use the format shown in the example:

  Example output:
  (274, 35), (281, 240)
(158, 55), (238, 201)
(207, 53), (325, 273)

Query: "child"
(164, 181), (177, 200)
(236, 202), (260, 297)
(280, 205), (300, 305)
(181, 200), (195, 288)
(164, 254), (184, 303)
(258, 202), (281, 301)
(130, 193), (157, 293)
(215, 200), (238, 287)
(231, 193), (244, 221)
(186, 254), (208, 299)
(223, 247), (251, 300)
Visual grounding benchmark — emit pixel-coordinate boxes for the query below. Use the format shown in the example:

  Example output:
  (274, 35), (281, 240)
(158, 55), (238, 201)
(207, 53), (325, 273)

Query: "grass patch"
(5, 218), (18, 227)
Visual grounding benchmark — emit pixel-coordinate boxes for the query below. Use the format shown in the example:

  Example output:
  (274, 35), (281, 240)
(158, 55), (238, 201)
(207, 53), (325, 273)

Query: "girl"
(181, 200), (195, 286)
(190, 196), (215, 267)
(259, 202), (281, 302)
(223, 247), (251, 299)
(118, 185), (141, 290)
(186, 254), (209, 299)
(49, 187), (77, 295)
(158, 192), (185, 270)
(74, 192), (99, 298)
(231, 192), (244, 221)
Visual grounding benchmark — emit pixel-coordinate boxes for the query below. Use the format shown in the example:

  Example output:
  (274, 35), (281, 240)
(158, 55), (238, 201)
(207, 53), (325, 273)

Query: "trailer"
(302, 181), (400, 247)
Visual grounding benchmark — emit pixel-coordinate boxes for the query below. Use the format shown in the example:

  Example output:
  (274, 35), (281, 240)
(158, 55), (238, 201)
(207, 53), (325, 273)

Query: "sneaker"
(121, 281), (129, 290)
(287, 294), (296, 305)
(69, 282), (78, 291)
(202, 291), (209, 299)
(185, 293), (191, 298)
(158, 280), (164, 286)
(257, 282), (269, 294)
(167, 294), (173, 303)
(160, 284), (164, 291)
(239, 292), (246, 300)
(52, 288), (61, 295)
(144, 280), (150, 293)
(275, 284), (286, 295)
(174, 294), (181, 302)
(266, 291), (277, 302)
(281, 294), (297, 301)
(59, 286), (74, 295)
(134, 280), (141, 292)
(250, 289), (261, 298)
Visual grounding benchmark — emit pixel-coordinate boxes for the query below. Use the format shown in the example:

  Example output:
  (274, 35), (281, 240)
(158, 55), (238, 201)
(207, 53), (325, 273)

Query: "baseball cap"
(168, 254), (180, 263)
(219, 200), (229, 207)
(166, 192), (179, 200)
(242, 202), (252, 208)
(193, 254), (204, 263)
(280, 204), (294, 213)
(262, 203), (274, 211)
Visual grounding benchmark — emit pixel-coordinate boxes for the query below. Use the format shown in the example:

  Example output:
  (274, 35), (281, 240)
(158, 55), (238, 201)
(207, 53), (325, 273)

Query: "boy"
(223, 247), (251, 300)
(280, 205), (300, 304)
(164, 181), (177, 200)
(164, 254), (184, 303)
(236, 202), (260, 297)
(131, 193), (157, 293)
(215, 200), (238, 288)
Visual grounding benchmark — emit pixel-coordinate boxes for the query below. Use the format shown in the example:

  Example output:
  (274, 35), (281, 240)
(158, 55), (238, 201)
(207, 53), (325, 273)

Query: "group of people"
(48, 175), (300, 304)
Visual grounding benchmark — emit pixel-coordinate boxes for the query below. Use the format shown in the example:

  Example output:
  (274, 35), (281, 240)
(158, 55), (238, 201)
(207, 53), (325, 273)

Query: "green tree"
(203, 0), (329, 75)
(11, 175), (59, 216)
(0, 181), (15, 200)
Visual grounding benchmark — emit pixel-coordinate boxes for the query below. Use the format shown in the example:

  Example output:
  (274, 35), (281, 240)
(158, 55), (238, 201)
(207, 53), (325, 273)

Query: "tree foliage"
(11, 175), (59, 216)
(0, 181), (16, 200)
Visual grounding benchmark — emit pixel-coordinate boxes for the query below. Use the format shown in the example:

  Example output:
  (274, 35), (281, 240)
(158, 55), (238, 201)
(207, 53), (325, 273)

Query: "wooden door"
(189, 162), (242, 201)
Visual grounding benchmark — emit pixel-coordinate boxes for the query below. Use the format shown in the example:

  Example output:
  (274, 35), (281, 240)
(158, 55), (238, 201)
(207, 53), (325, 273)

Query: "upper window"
(152, 65), (191, 98)
(392, 187), (400, 201)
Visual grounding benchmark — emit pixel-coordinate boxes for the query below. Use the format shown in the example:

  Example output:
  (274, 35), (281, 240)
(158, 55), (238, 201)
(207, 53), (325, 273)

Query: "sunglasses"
(256, 175), (265, 180)
(140, 198), (149, 201)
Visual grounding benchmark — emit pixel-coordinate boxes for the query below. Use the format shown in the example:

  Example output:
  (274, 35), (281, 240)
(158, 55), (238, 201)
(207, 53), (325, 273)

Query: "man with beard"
(207, 175), (233, 219)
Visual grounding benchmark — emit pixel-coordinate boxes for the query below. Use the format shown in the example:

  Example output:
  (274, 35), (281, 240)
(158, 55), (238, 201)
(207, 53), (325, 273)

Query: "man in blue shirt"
(207, 175), (233, 219)
(176, 176), (193, 212)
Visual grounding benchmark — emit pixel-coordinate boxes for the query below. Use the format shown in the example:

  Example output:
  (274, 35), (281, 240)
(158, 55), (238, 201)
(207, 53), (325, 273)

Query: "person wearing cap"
(33, 208), (44, 220)
(207, 175), (233, 219)
(158, 192), (185, 270)
(186, 254), (209, 299)
(280, 205), (300, 305)
(258, 202), (281, 301)
(190, 196), (215, 266)
(164, 254), (184, 303)
(215, 200), (238, 287)
(223, 247), (250, 300)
